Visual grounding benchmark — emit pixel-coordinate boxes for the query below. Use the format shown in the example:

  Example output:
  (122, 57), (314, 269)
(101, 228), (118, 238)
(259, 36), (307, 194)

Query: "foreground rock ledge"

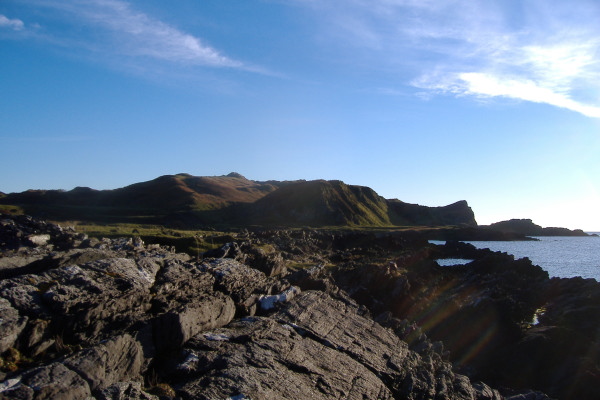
(2, 214), (597, 399)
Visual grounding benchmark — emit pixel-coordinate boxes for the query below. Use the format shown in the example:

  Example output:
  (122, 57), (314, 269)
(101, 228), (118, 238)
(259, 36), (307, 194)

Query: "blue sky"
(1, 0), (599, 230)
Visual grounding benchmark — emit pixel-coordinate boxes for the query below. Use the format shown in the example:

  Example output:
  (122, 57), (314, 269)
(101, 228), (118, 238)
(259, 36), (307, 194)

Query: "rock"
(157, 291), (500, 399)
(2, 215), (593, 399)
(242, 245), (287, 276)
(175, 316), (396, 400)
(92, 382), (159, 400)
(151, 259), (215, 310)
(152, 293), (235, 352)
(0, 297), (27, 353)
(40, 257), (161, 341)
(202, 242), (241, 259)
(63, 334), (144, 392)
(258, 286), (301, 311)
(201, 258), (270, 315)
(1, 362), (91, 400)
(26, 234), (51, 247)
(274, 291), (492, 400)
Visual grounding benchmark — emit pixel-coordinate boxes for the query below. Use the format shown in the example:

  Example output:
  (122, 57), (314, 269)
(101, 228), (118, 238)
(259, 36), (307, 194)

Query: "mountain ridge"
(0, 172), (476, 228)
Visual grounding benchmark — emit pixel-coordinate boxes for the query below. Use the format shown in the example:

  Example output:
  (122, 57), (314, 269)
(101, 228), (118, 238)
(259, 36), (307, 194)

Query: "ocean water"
(435, 234), (600, 281)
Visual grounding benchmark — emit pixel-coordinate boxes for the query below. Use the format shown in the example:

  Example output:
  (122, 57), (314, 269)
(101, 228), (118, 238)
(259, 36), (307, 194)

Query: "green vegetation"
(70, 221), (238, 256)
(0, 174), (477, 230)
(0, 204), (25, 215)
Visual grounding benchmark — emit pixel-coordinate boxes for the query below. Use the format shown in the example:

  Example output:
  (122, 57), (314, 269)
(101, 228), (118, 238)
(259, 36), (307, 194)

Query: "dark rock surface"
(1, 214), (598, 399)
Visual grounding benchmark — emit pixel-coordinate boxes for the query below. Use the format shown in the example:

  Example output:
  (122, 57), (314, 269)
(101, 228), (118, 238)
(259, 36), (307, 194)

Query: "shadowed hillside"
(0, 173), (476, 228)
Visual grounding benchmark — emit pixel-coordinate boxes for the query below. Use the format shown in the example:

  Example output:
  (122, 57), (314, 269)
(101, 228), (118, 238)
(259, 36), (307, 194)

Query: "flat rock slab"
(163, 291), (498, 400)
(177, 317), (395, 400)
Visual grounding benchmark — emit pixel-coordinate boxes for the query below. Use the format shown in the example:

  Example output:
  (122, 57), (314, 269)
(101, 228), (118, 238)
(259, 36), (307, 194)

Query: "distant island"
(0, 172), (591, 238)
(482, 218), (593, 237)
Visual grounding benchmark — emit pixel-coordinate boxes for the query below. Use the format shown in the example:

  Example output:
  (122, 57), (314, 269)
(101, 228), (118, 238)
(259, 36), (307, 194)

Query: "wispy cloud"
(9, 0), (247, 70)
(0, 14), (24, 30)
(296, 0), (600, 118)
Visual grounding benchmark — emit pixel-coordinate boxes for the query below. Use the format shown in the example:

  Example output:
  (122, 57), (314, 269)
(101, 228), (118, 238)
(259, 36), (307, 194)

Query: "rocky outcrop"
(1, 214), (598, 399)
(485, 219), (591, 237)
(388, 199), (478, 227)
(161, 291), (502, 400)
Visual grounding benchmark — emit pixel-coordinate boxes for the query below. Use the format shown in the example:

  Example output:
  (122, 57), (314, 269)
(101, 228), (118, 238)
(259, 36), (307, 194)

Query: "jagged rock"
(0, 362), (91, 400)
(275, 291), (496, 399)
(174, 317), (396, 400)
(39, 257), (161, 341)
(201, 258), (271, 316)
(91, 382), (158, 400)
(166, 291), (501, 400)
(151, 259), (215, 310)
(2, 215), (595, 399)
(63, 334), (144, 392)
(152, 293), (236, 352)
(0, 297), (27, 353)
(242, 245), (287, 276)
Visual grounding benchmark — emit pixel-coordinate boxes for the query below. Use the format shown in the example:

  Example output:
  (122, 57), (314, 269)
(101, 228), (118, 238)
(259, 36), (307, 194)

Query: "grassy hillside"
(0, 173), (477, 229)
(247, 180), (392, 227)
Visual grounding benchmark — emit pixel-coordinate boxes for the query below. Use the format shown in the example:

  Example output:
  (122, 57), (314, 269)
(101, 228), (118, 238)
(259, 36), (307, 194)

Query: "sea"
(433, 233), (600, 281)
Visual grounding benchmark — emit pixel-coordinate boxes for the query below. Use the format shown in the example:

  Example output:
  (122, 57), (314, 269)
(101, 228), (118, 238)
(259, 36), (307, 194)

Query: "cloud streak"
(296, 0), (600, 118)
(10, 0), (245, 69)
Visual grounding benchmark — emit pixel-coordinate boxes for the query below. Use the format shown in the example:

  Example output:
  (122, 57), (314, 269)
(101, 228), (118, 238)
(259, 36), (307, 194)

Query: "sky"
(1, 0), (599, 230)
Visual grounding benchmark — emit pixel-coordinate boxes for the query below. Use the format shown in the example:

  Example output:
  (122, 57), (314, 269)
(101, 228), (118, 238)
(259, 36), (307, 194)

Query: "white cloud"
(457, 73), (600, 118)
(12, 0), (245, 69)
(0, 14), (24, 30)
(296, 0), (600, 118)
(79, 0), (242, 68)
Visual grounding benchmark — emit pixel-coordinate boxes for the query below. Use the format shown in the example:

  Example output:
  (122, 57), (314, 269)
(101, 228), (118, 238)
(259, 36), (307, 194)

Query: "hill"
(0, 173), (476, 228)
(247, 180), (392, 227)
